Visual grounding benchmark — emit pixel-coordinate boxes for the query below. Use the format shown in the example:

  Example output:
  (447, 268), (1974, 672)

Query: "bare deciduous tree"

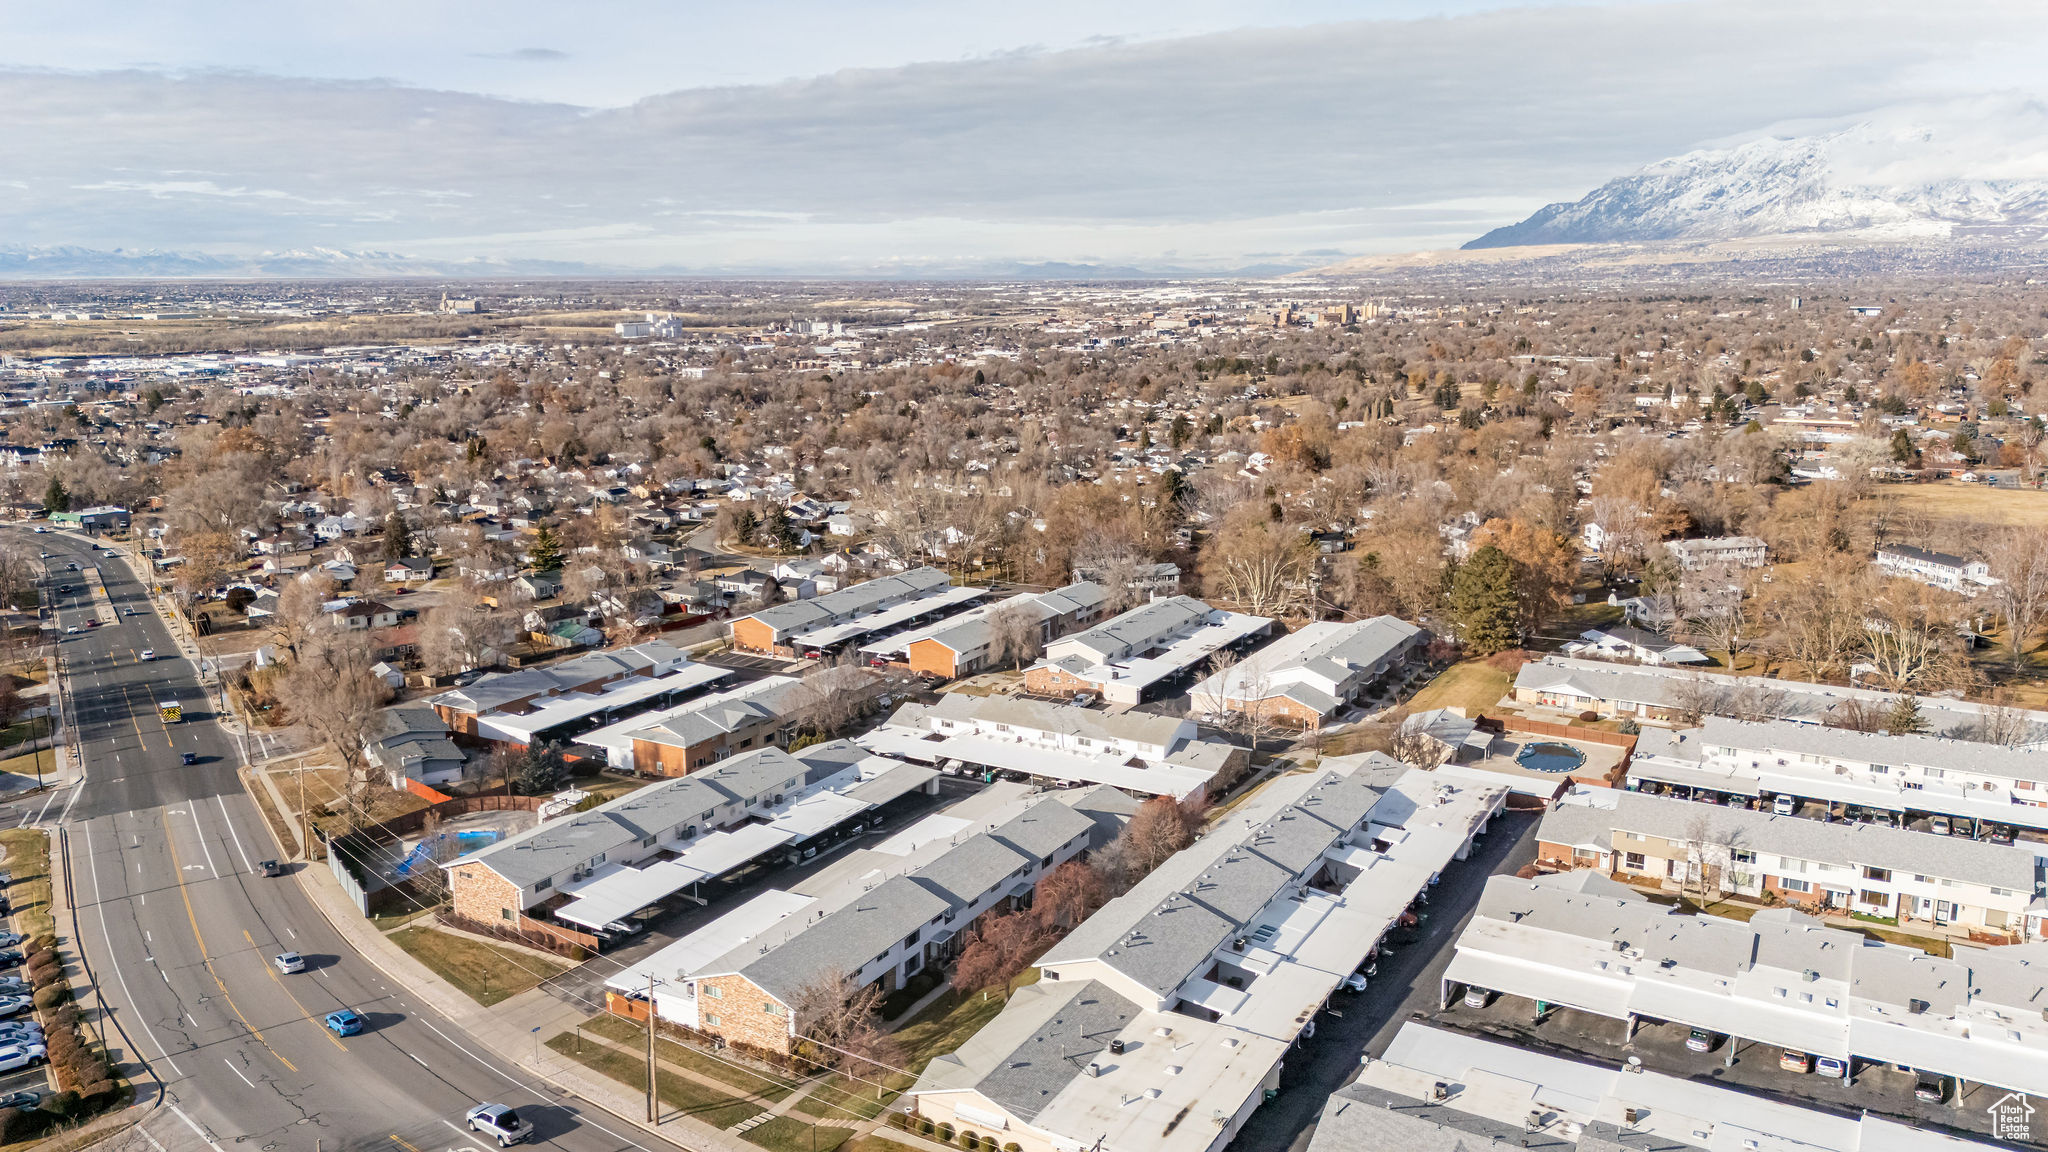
(985, 600), (1044, 671)
(1986, 527), (2048, 673)
(285, 630), (393, 832)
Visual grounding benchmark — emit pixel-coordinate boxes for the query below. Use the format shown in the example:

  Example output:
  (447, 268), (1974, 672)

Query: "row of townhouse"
(444, 747), (812, 926)
(1445, 870), (2048, 1101)
(424, 642), (691, 735)
(859, 581), (1108, 679)
(1630, 716), (2048, 833)
(1536, 786), (2044, 934)
(906, 759), (1507, 1152)
(859, 694), (1247, 800)
(1875, 543), (2000, 596)
(583, 677), (801, 776)
(729, 567), (976, 656)
(1023, 595), (1276, 706)
(1509, 655), (2048, 741)
(1187, 614), (1425, 727)
(1309, 1024), (1973, 1152)
(607, 786), (1129, 1053)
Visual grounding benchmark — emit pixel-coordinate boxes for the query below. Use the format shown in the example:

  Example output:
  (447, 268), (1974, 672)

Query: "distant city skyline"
(5, 0), (2048, 272)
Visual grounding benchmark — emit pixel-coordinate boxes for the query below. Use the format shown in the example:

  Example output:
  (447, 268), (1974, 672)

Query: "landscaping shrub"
(42, 1090), (76, 1119)
(1004, 1143), (1021, 1152)
(936, 1122), (954, 1143)
(919, 1118), (935, 1136)
(0, 1106), (36, 1143)
(888, 1112), (910, 1130)
(29, 934), (54, 955)
(28, 959), (60, 986)
(962, 1132), (980, 1151)
(32, 983), (67, 1011)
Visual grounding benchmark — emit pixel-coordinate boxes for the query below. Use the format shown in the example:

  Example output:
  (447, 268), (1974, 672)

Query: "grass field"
(895, 969), (1040, 1076)
(1405, 659), (1514, 717)
(0, 749), (55, 782)
(0, 829), (54, 942)
(544, 1033), (761, 1128)
(1887, 480), (2048, 527)
(388, 925), (567, 1006)
(580, 1014), (795, 1101)
(743, 1116), (856, 1152)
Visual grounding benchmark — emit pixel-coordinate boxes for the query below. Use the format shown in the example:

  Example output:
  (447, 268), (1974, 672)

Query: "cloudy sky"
(5, 0), (2048, 273)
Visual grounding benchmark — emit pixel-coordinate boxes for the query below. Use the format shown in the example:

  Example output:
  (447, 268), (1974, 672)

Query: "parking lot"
(1432, 989), (2018, 1141)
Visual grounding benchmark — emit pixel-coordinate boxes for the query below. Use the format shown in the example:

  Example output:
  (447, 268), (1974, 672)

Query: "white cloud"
(3, 0), (2046, 270)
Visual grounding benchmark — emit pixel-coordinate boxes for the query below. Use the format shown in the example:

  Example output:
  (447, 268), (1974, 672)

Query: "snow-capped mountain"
(0, 245), (611, 279)
(1466, 100), (2048, 249)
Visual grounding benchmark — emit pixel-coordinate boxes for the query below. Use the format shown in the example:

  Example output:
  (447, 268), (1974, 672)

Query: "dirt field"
(1886, 481), (2048, 527)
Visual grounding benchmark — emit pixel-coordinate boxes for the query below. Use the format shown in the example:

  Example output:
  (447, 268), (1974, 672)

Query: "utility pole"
(646, 973), (659, 1123)
(299, 763), (311, 860)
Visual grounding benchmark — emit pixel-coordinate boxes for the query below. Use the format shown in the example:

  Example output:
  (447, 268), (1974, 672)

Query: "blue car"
(324, 1009), (365, 1037)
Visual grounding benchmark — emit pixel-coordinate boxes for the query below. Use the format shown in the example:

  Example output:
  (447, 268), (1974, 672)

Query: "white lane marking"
(185, 804), (221, 877)
(214, 794), (256, 874)
(139, 1124), (168, 1152)
(439, 1120), (497, 1152)
(170, 1103), (222, 1149)
(285, 927), (296, 939)
(222, 1058), (254, 1089)
(410, 1052), (429, 1068)
(416, 1018), (655, 1152)
(84, 823), (184, 1078)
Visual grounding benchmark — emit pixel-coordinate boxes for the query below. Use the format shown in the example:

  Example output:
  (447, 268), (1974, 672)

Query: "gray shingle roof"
(740, 567), (951, 639)
(914, 979), (1142, 1124)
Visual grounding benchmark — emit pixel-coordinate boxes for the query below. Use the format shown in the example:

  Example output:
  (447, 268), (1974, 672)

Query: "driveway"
(1222, 807), (1542, 1152)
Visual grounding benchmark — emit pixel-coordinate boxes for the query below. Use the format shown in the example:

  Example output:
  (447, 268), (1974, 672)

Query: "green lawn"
(0, 829), (54, 942)
(792, 1075), (890, 1122)
(1405, 659), (1513, 718)
(580, 1014), (795, 1100)
(388, 925), (568, 1006)
(895, 969), (1039, 1075)
(0, 717), (49, 751)
(545, 1033), (762, 1128)
(743, 1116), (855, 1152)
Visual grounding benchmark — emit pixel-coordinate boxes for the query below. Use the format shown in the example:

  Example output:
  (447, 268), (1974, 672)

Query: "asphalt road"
(18, 529), (687, 1152)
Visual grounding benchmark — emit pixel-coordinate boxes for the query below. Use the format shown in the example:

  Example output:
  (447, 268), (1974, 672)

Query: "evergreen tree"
(41, 478), (69, 515)
(528, 524), (564, 572)
(1890, 428), (1916, 464)
(1883, 695), (1925, 736)
(381, 512), (414, 561)
(1447, 545), (1521, 656)
(1169, 414), (1192, 449)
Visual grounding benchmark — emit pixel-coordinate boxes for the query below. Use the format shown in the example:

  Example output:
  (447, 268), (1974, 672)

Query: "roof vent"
(1155, 1026), (1174, 1039)
(1803, 969), (1819, 982)
(1086, 1062), (1102, 1078)
(1166, 1065), (1182, 1076)
(1432, 1082), (1450, 1102)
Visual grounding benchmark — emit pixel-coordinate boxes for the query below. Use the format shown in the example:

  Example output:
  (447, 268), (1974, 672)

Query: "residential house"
(1875, 544), (2000, 596)
(1562, 624), (1709, 666)
(363, 705), (466, 788)
(1664, 535), (1768, 571)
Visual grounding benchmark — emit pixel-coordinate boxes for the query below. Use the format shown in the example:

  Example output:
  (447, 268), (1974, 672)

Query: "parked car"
(0, 1090), (39, 1110)
(1463, 986), (1492, 1009)
(465, 1104), (535, 1147)
(324, 1010), (366, 1037)
(62, 627), (78, 636)
(1914, 1071), (1950, 1102)
(1070, 692), (1096, 708)
(1930, 816), (1951, 836)
(0, 952), (25, 970)
(1341, 972), (1369, 993)
(0, 997), (31, 1020)
(1815, 1055), (1848, 1078)
(0, 933), (25, 950)
(1684, 1028), (1720, 1053)
(272, 952), (305, 974)
(0, 1044), (46, 1073)
(1779, 1050), (1814, 1073)
(1772, 795), (1796, 816)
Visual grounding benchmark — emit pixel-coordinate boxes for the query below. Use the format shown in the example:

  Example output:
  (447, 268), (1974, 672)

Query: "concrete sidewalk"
(286, 834), (766, 1152)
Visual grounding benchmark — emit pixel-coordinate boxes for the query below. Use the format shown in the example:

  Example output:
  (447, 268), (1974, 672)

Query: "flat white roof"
(476, 663), (732, 744)
(555, 822), (795, 929)
(790, 584), (985, 649)
(909, 730), (1215, 799)
(606, 889), (816, 992)
(1054, 610), (1271, 693)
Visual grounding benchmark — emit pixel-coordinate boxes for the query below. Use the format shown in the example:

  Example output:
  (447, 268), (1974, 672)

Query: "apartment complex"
(606, 788), (1122, 1053)
(729, 567), (981, 656)
(861, 581), (1106, 679)
(445, 747), (811, 925)
(907, 762), (1507, 1152)
(1630, 716), (2048, 832)
(860, 694), (1246, 799)
(425, 641), (692, 736)
(1536, 787), (2042, 934)
(1445, 871), (2048, 1099)
(1664, 535), (1767, 571)
(1310, 1024), (1969, 1152)
(1187, 615), (1425, 727)
(1023, 595), (1273, 706)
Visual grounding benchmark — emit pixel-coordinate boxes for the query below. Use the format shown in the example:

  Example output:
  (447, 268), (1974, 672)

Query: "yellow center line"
(160, 809), (300, 1073)
(248, 928), (347, 1052)
(390, 1135), (424, 1152)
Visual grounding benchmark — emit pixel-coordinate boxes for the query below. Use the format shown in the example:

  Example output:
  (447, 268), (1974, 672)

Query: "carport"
(554, 822), (794, 931)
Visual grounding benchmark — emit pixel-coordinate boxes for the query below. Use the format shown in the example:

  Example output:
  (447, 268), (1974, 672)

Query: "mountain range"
(1466, 101), (2048, 249)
